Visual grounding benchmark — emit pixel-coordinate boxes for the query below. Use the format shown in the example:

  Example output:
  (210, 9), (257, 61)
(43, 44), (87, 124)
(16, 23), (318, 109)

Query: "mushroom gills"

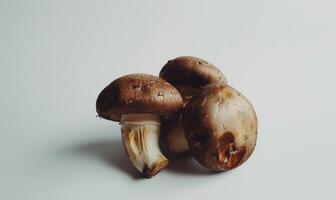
(120, 113), (168, 177)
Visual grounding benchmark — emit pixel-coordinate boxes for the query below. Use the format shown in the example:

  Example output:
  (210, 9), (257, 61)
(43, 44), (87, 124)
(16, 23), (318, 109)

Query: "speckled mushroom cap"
(159, 56), (227, 88)
(96, 74), (183, 121)
(182, 84), (257, 171)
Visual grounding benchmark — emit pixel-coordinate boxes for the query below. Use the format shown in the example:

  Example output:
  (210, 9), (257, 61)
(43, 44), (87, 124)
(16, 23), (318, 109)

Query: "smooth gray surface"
(1, 0), (335, 199)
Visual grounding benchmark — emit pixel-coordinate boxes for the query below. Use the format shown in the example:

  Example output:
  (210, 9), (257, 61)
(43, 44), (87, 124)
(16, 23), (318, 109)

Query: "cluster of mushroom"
(96, 56), (258, 178)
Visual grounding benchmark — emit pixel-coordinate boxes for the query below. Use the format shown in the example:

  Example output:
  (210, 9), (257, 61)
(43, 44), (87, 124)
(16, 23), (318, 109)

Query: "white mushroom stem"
(120, 113), (168, 177)
(164, 86), (197, 154)
(165, 118), (189, 154)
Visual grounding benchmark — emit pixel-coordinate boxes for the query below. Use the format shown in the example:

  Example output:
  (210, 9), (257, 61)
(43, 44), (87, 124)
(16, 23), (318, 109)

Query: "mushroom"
(159, 56), (227, 154)
(160, 116), (188, 155)
(96, 74), (183, 177)
(182, 84), (257, 171)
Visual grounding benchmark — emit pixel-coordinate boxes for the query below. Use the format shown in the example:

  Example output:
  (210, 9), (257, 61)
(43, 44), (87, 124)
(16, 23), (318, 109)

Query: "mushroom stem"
(120, 114), (168, 178)
(165, 118), (189, 154)
(163, 86), (197, 154)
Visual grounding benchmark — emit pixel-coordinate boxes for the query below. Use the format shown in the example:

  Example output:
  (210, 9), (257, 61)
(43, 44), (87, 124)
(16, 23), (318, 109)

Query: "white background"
(1, 0), (335, 199)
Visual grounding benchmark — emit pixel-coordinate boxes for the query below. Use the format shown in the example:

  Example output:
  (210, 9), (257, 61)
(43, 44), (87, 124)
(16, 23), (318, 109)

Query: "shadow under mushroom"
(165, 154), (217, 176)
(68, 138), (142, 180)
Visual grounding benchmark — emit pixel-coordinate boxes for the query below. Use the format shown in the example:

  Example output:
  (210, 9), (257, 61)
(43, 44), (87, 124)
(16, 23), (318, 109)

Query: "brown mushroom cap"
(182, 84), (257, 171)
(96, 74), (183, 121)
(159, 56), (227, 88)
